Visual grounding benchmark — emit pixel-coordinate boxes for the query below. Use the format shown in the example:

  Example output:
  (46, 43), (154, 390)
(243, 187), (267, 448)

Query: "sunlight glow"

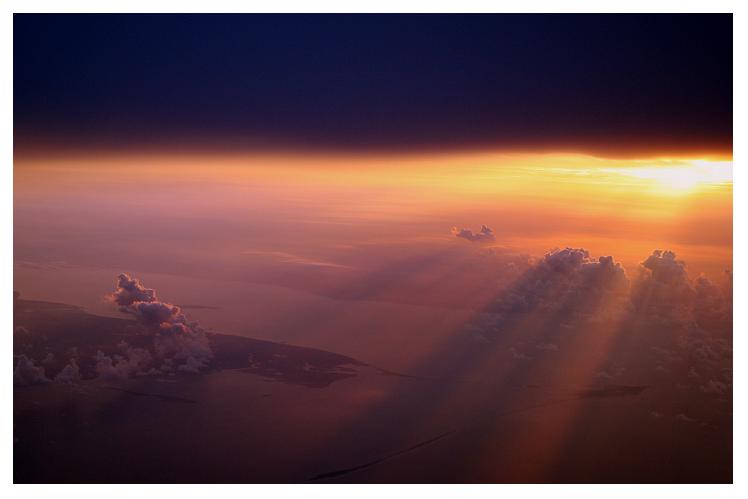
(604, 160), (733, 193)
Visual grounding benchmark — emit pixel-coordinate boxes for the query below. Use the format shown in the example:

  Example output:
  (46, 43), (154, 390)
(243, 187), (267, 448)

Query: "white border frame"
(2, 2), (741, 498)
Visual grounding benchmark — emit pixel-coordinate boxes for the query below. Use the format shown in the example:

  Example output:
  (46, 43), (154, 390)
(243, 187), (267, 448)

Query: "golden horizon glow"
(14, 151), (732, 280)
(599, 160), (733, 194)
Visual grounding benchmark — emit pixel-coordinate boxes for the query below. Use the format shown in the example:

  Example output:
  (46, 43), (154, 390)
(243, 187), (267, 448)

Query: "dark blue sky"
(14, 14), (732, 156)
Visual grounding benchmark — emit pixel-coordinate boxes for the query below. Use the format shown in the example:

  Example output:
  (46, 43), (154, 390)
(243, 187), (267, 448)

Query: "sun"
(607, 160), (732, 194)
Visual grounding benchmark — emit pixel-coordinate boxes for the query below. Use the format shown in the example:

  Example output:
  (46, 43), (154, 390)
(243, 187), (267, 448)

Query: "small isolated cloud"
(649, 411), (663, 419)
(452, 224), (496, 243)
(14, 355), (49, 386)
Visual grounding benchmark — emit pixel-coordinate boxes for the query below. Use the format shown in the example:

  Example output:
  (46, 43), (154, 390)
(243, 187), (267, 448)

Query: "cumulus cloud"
(111, 273), (157, 306)
(94, 342), (155, 380)
(486, 247), (728, 334)
(106, 274), (213, 378)
(477, 246), (731, 344)
(452, 224), (496, 243)
(626, 251), (731, 389)
(627, 252), (731, 400)
(460, 246), (730, 416)
(14, 355), (49, 386)
(94, 351), (129, 381)
(490, 248), (629, 319)
(632, 250), (731, 333)
(693, 275), (731, 328)
(642, 250), (689, 286)
(54, 359), (81, 384)
(631, 250), (695, 323)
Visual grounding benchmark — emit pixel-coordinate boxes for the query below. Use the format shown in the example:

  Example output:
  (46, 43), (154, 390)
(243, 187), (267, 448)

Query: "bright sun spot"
(605, 160), (732, 193)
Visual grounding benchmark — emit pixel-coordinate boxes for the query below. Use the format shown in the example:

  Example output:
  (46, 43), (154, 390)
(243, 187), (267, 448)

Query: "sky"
(12, 14), (734, 484)
(12, 13), (733, 318)
(14, 14), (732, 157)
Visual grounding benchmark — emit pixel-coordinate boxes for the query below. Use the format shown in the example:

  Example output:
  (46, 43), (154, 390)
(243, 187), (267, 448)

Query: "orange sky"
(14, 150), (732, 318)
